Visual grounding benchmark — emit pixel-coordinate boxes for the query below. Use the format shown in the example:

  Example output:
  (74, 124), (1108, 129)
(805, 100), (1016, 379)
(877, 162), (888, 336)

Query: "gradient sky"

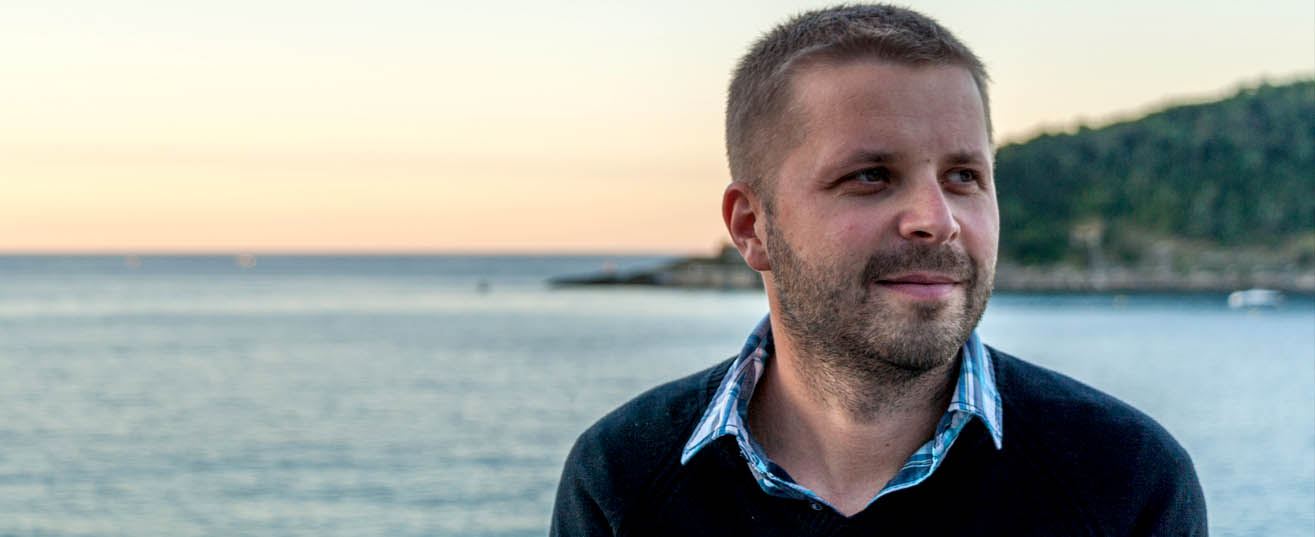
(5, 0), (1312, 254)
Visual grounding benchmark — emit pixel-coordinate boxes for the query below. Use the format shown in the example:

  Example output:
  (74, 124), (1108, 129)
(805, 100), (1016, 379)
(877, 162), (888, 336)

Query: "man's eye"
(947, 169), (978, 184)
(844, 168), (890, 184)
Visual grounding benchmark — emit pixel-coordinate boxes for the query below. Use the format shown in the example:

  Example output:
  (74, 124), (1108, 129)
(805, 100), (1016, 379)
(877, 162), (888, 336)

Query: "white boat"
(1227, 288), (1283, 308)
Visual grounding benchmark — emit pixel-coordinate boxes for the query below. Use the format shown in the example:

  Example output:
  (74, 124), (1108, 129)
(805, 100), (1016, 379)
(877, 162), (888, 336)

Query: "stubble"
(765, 213), (993, 416)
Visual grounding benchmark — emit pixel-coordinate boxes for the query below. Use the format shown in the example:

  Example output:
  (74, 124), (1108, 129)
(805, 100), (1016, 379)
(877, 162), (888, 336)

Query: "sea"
(1, 255), (1311, 537)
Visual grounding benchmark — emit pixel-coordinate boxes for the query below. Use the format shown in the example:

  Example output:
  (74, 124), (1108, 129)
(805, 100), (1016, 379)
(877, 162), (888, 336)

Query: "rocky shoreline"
(992, 263), (1314, 294)
(549, 247), (1315, 294)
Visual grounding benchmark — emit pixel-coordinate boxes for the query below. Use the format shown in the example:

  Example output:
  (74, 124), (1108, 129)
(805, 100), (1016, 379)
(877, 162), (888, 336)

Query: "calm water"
(1, 255), (1311, 536)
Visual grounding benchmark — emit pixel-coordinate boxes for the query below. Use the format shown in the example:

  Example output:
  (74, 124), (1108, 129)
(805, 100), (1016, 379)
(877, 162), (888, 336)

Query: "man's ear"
(722, 182), (771, 272)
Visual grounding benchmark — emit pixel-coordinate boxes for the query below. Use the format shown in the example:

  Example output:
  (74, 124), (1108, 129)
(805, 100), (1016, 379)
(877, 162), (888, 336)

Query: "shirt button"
(810, 503), (823, 511)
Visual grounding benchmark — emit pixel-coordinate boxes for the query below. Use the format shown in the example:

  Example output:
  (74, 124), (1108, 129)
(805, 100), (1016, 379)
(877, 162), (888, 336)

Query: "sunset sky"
(5, 0), (1312, 254)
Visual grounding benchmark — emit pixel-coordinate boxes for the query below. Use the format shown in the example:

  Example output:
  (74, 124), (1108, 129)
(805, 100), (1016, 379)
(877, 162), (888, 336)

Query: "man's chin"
(869, 283), (966, 319)
(873, 281), (961, 302)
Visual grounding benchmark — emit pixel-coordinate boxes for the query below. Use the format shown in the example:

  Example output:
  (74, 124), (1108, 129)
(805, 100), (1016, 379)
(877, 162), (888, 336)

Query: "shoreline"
(549, 250), (1315, 295)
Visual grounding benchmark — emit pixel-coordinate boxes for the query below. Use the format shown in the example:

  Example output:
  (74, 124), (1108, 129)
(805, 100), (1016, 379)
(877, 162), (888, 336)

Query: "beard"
(765, 214), (994, 393)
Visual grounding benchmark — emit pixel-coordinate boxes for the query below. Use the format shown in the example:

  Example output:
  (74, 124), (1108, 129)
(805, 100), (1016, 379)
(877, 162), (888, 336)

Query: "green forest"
(995, 79), (1314, 270)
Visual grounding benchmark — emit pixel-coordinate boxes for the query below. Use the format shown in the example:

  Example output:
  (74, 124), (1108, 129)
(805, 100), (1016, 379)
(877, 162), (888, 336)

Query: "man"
(552, 5), (1206, 536)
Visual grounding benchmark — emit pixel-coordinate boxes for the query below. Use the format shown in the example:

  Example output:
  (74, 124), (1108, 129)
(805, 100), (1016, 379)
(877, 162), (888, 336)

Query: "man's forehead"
(785, 62), (989, 148)
(787, 58), (983, 121)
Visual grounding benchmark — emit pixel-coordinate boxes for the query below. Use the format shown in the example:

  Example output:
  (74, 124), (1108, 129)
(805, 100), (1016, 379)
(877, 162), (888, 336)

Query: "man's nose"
(896, 177), (960, 244)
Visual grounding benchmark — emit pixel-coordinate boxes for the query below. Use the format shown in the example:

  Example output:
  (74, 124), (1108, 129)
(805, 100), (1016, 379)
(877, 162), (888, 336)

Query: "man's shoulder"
(554, 358), (734, 526)
(560, 358), (736, 484)
(984, 346), (1205, 533)
(987, 345), (1180, 444)
(577, 357), (733, 460)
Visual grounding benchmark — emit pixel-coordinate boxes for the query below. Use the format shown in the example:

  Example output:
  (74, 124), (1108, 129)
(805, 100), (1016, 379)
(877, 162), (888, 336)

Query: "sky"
(4, 0), (1312, 254)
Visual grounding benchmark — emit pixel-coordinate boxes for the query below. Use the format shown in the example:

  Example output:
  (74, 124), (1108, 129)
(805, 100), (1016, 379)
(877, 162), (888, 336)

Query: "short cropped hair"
(726, 4), (992, 195)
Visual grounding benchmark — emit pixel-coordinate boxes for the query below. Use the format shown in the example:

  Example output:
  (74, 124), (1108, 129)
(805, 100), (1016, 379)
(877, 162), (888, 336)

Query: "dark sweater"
(551, 347), (1207, 536)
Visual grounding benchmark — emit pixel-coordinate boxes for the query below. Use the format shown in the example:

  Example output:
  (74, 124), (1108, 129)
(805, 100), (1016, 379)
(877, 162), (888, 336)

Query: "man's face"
(763, 59), (998, 378)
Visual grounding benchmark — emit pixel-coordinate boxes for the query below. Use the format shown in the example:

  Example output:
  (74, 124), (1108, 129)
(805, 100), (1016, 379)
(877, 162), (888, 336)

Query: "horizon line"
(0, 248), (698, 257)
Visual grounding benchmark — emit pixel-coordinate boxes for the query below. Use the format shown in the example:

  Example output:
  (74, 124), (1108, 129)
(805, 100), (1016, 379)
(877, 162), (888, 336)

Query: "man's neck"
(746, 324), (959, 516)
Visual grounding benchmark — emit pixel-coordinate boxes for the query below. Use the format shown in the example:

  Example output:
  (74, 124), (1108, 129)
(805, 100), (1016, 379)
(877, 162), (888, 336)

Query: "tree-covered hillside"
(995, 79), (1314, 268)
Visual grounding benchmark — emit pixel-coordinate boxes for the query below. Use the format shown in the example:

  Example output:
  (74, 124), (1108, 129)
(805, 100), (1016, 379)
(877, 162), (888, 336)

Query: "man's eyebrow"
(946, 151), (989, 165)
(842, 150), (988, 165)
(846, 150), (898, 164)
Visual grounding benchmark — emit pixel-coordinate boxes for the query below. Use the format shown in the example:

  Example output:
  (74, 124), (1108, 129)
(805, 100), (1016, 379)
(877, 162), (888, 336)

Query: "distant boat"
(1227, 288), (1283, 308)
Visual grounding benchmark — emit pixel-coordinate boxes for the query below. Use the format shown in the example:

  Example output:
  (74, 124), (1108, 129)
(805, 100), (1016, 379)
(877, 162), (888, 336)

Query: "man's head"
(721, 5), (998, 404)
(725, 4), (992, 197)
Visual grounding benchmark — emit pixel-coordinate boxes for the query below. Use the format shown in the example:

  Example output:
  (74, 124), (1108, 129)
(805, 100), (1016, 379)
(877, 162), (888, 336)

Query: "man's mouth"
(875, 273), (961, 300)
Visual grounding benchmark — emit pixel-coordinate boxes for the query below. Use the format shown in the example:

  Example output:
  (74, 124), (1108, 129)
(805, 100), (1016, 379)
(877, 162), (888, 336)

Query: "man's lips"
(875, 273), (961, 299)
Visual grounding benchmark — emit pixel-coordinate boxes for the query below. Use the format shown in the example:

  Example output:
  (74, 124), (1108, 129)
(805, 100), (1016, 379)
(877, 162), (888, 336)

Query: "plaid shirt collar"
(681, 314), (1004, 508)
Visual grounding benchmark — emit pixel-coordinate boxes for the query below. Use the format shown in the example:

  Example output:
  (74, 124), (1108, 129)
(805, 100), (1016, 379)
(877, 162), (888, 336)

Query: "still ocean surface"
(1, 255), (1311, 537)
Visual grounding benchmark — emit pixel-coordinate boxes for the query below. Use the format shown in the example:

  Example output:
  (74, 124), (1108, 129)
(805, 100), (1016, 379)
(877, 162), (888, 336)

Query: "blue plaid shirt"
(681, 314), (1004, 511)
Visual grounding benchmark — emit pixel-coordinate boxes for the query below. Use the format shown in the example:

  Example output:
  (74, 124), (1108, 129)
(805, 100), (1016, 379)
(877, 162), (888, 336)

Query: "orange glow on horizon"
(5, 1), (1311, 253)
